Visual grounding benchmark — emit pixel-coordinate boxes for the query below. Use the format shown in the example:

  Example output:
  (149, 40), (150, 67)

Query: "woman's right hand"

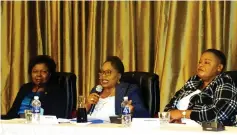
(86, 93), (100, 105)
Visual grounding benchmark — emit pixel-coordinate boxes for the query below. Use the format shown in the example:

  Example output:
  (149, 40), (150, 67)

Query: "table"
(1, 119), (237, 135)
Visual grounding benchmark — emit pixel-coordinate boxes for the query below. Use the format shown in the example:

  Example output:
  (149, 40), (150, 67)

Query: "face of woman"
(99, 62), (121, 89)
(197, 52), (223, 81)
(31, 63), (50, 85)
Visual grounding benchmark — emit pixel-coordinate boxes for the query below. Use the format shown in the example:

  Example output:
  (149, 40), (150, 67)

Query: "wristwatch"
(181, 110), (186, 118)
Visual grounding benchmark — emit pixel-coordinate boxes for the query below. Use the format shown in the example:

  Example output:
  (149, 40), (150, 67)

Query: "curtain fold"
(1, 1), (237, 114)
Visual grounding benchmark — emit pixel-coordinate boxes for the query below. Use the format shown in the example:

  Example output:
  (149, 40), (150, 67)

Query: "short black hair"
(104, 56), (124, 74)
(203, 49), (226, 72)
(28, 55), (56, 74)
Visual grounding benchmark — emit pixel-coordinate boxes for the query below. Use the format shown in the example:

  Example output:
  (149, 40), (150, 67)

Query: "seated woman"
(164, 49), (237, 126)
(2, 55), (67, 119)
(85, 56), (149, 121)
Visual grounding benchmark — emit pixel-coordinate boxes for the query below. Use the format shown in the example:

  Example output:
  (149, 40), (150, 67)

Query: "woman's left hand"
(169, 109), (182, 120)
(169, 109), (192, 123)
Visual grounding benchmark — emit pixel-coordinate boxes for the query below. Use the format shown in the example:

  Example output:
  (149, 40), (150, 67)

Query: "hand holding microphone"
(87, 93), (100, 104)
(87, 85), (103, 115)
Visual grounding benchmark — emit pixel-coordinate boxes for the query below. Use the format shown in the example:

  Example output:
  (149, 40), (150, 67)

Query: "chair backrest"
(120, 72), (160, 117)
(51, 72), (77, 118)
(225, 71), (237, 87)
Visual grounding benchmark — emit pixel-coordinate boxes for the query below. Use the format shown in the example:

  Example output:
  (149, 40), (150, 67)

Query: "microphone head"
(96, 85), (103, 93)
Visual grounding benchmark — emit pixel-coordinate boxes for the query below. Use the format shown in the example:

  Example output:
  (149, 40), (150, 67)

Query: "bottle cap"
(123, 96), (128, 101)
(34, 96), (39, 100)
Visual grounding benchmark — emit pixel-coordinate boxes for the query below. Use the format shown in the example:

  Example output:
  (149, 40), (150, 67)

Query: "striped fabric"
(18, 92), (42, 114)
(164, 73), (237, 126)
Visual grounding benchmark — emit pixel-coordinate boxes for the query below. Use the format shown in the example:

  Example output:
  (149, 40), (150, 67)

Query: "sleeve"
(3, 84), (28, 119)
(164, 76), (197, 111)
(190, 82), (237, 122)
(127, 84), (150, 118)
(164, 87), (186, 111)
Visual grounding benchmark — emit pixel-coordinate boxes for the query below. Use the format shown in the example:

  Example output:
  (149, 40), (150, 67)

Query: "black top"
(2, 82), (67, 119)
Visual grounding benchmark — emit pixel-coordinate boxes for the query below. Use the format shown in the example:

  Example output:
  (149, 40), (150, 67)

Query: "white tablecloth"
(1, 119), (237, 135)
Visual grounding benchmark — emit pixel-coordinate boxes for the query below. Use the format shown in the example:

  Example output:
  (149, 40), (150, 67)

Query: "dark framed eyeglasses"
(98, 70), (112, 77)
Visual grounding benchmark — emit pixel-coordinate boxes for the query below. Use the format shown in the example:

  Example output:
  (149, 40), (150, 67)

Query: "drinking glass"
(158, 112), (170, 125)
(24, 110), (33, 123)
(77, 96), (87, 123)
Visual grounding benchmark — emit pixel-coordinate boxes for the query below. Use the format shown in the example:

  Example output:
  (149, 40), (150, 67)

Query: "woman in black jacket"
(2, 55), (67, 119)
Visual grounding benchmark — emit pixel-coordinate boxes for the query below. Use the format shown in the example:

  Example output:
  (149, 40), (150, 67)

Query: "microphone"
(89, 85), (103, 115)
(35, 83), (46, 94)
(202, 92), (237, 131)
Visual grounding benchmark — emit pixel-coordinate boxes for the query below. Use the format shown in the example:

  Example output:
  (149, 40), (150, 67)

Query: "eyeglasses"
(98, 70), (112, 77)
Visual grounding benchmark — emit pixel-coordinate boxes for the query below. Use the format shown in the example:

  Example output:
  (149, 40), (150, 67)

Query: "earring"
(117, 80), (120, 84)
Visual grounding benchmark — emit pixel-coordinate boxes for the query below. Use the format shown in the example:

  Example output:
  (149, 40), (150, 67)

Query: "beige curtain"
(1, 1), (237, 115)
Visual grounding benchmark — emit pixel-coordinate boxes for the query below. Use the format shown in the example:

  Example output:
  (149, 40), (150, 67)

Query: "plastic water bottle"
(121, 96), (131, 127)
(31, 96), (41, 123)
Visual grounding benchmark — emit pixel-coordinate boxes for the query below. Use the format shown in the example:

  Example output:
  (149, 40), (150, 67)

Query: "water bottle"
(31, 96), (41, 123)
(121, 96), (131, 127)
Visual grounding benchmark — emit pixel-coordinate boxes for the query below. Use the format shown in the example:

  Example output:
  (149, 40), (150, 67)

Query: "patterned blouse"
(164, 73), (237, 126)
